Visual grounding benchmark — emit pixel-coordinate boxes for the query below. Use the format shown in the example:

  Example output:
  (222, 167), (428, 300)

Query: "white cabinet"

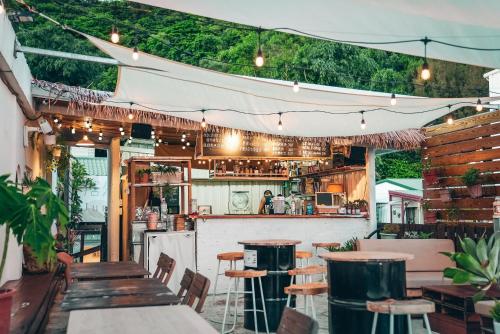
(143, 231), (196, 293)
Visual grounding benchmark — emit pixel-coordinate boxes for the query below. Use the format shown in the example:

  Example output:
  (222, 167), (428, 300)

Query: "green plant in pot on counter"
(441, 233), (500, 302)
(326, 237), (358, 252)
(491, 301), (500, 334)
(461, 168), (483, 198)
(0, 175), (68, 331)
(380, 224), (400, 239)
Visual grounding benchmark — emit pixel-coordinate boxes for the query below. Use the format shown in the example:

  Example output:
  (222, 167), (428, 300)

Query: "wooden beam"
(107, 137), (121, 262)
(424, 109), (500, 137)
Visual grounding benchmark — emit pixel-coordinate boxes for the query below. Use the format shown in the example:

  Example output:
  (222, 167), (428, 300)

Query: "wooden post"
(107, 137), (121, 262)
(366, 148), (377, 232)
(121, 176), (129, 261)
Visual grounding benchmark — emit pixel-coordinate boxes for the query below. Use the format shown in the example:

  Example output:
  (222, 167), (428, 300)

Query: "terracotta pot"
(424, 211), (437, 224)
(0, 289), (15, 334)
(147, 212), (159, 230)
(467, 184), (483, 198)
(423, 169), (439, 186)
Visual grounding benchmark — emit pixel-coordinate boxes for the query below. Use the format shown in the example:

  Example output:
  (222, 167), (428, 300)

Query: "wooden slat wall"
(422, 109), (500, 223)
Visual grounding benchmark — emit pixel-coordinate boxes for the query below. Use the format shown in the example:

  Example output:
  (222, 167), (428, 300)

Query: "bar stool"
(367, 299), (435, 334)
(284, 265), (328, 319)
(312, 242), (340, 257)
(221, 269), (269, 334)
(213, 252), (244, 301)
(295, 250), (313, 268)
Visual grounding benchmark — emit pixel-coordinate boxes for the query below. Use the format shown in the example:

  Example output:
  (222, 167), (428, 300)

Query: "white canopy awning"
(132, 0), (500, 69)
(87, 35), (491, 138)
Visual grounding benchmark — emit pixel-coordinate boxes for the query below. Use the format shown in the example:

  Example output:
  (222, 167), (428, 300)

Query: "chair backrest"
(356, 239), (455, 272)
(182, 272), (210, 313)
(56, 252), (74, 290)
(153, 253), (176, 286)
(277, 307), (318, 334)
(177, 268), (195, 299)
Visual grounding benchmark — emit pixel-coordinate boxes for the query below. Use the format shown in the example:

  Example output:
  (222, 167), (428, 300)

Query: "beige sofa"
(356, 239), (456, 297)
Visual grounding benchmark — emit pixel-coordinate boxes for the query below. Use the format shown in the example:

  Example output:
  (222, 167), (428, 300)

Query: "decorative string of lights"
(446, 105), (454, 125)
(360, 111), (366, 130)
(255, 28), (264, 68)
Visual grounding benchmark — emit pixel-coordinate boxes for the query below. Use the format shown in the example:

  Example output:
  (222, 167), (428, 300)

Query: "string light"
(57, 122), (62, 129)
(360, 111), (366, 130)
(85, 120), (91, 128)
(446, 105), (454, 125)
(255, 28), (264, 67)
(98, 130), (103, 141)
(293, 80), (299, 93)
(128, 102), (134, 120)
(181, 137), (185, 143)
(158, 138), (162, 143)
(476, 99), (483, 112)
(53, 117), (59, 124)
(201, 110), (207, 128)
(186, 142), (191, 146)
(119, 126), (125, 136)
(182, 145), (186, 150)
(278, 112), (283, 131)
(421, 37), (431, 81)
(390, 93), (397, 106)
(88, 124), (93, 133)
(128, 136), (133, 144)
(71, 127), (76, 134)
(181, 132), (187, 139)
(110, 25), (120, 44)
(132, 47), (139, 61)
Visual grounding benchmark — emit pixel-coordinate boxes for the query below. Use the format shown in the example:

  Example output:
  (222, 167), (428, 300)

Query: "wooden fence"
(422, 109), (500, 223)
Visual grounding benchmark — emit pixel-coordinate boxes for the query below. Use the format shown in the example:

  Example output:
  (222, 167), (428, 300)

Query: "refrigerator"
(143, 230), (196, 293)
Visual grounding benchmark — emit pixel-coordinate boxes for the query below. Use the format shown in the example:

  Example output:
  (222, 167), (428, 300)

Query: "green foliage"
(326, 237), (358, 252)
(70, 159), (96, 226)
(441, 234), (500, 302)
(491, 301), (500, 322)
(151, 165), (178, 175)
(376, 150), (422, 180)
(0, 175), (68, 280)
(403, 231), (433, 239)
(461, 168), (481, 187)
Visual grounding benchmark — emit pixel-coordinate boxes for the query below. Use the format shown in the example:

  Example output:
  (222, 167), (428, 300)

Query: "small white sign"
(244, 249), (258, 268)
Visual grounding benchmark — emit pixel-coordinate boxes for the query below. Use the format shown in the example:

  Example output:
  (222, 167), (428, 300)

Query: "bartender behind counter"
(258, 190), (273, 214)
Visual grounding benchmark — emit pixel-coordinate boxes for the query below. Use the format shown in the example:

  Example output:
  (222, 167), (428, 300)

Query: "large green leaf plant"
(0, 174), (68, 281)
(441, 233), (500, 301)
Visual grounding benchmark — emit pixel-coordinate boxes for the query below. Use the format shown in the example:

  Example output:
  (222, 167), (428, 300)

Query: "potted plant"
(422, 159), (439, 186)
(422, 200), (438, 223)
(136, 168), (151, 184)
(441, 233), (499, 302)
(491, 301), (500, 334)
(0, 175), (68, 330)
(326, 237), (358, 252)
(461, 168), (483, 198)
(151, 165), (181, 184)
(356, 199), (369, 214)
(380, 224), (400, 239)
(147, 211), (159, 230)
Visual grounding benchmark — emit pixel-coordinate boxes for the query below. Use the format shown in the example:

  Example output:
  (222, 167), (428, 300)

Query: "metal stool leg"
(310, 295), (316, 319)
(221, 279), (232, 333)
(423, 314), (432, 334)
(389, 314), (394, 334)
(251, 278), (258, 334)
(213, 260), (221, 299)
(370, 313), (378, 334)
(258, 277), (269, 334)
(407, 314), (413, 334)
(304, 295), (309, 316)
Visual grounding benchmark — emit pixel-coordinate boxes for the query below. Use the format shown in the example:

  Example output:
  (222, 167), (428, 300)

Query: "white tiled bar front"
(196, 216), (373, 293)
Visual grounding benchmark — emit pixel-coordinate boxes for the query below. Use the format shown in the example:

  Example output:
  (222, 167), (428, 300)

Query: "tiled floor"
(202, 293), (434, 333)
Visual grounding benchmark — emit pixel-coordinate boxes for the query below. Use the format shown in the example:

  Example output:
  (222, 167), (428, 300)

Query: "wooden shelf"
(296, 166), (366, 179)
(210, 172), (289, 181)
(133, 183), (191, 187)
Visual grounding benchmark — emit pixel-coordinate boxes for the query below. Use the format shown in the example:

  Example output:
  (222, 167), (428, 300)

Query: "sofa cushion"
(406, 271), (452, 289)
(356, 239), (455, 272)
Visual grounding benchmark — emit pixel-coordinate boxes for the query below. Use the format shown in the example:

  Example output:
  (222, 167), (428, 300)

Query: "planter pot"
(423, 169), (439, 186)
(467, 184), (483, 198)
(0, 289), (15, 334)
(147, 212), (159, 230)
(151, 172), (182, 184)
(135, 173), (149, 184)
(439, 189), (452, 202)
(494, 321), (500, 334)
(424, 211), (437, 224)
(380, 233), (398, 239)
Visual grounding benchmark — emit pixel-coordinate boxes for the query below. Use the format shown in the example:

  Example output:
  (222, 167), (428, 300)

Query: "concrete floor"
(202, 292), (434, 334)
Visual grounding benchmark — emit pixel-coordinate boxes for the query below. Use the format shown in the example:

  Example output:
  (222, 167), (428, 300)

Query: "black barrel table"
(238, 239), (301, 331)
(320, 251), (414, 334)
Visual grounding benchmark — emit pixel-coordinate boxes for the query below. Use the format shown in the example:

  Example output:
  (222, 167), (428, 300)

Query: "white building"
(376, 178), (423, 225)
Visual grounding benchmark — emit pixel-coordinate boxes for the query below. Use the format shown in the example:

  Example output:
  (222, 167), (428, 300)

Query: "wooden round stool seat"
(295, 251), (313, 259)
(366, 299), (435, 315)
(217, 252), (244, 261)
(225, 270), (267, 278)
(312, 242), (340, 249)
(288, 265), (326, 276)
(284, 282), (328, 296)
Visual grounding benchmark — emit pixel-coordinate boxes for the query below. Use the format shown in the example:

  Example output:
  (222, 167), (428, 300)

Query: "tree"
(70, 159), (96, 226)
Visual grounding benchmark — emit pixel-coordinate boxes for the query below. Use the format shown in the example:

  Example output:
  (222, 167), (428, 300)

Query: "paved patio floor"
(202, 292), (434, 333)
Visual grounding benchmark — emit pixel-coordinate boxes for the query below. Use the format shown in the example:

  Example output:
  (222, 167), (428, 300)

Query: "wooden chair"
(295, 251), (313, 267)
(213, 251), (244, 301)
(182, 272), (210, 313)
(277, 307), (319, 334)
(153, 253), (176, 286)
(177, 268), (195, 299)
(56, 252), (74, 291)
(284, 265), (328, 319)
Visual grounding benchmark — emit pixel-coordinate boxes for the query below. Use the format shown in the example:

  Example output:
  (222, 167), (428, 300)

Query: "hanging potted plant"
(380, 224), (400, 239)
(422, 159), (440, 186)
(0, 175), (68, 332)
(461, 168), (483, 198)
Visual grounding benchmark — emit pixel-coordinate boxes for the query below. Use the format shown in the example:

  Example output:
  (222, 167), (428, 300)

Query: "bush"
(461, 168), (481, 187)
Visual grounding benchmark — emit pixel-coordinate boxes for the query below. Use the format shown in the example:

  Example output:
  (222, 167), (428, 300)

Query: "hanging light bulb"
(293, 80), (299, 93)
(99, 131), (103, 137)
(421, 61), (431, 81)
(158, 138), (162, 143)
(71, 127), (76, 135)
(155, 141), (159, 147)
(476, 99), (483, 112)
(128, 136), (133, 144)
(360, 111), (366, 130)
(186, 142), (191, 146)
(88, 125), (93, 133)
(98, 136), (103, 141)
(181, 132), (186, 139)
(132, 47), (139, 61)
(85, 120), (91, 128)
(53, 117), (59, 124)
(57, 122), (62, 129)
(127, 102), (134, 120)
(181, 138), (185, 143)
(390, 93), (397, 106)
(182, 145), (186, 150)
(447, 116), (454, 125)
(110, 25), (120, 44)
(119, 126), (125, 136)
(255, 28), (264, 67)
(278, 113), (283, 131)
(151, 129), (155, 139)
(201, 110), (207, 128)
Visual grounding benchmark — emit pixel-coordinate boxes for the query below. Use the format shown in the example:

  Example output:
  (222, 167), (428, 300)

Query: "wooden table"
(71, 261), (149, 281)
(61, 278), (180, 311)
(422, 285), (500, 334)
(67, 305), (218, 334)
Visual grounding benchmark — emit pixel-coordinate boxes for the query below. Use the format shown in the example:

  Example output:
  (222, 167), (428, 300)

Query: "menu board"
(198, 129), (331, 159)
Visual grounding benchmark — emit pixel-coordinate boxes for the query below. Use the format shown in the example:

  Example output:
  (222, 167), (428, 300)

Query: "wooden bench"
(3, 267), (63, 334)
